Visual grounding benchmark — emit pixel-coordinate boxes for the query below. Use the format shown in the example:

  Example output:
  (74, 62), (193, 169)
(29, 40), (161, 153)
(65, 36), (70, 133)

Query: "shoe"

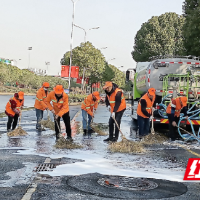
(7, 129), (11, 133)
(67, 136), (73, 142)
(103, 138), (113, 142)
(83, 129), (87, 137)
(111, 138), (118, 142)
(38, 127), (46, 131)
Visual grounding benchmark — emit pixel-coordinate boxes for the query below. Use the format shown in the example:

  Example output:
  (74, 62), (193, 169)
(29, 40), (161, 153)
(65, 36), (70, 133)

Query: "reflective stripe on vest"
(109, 96), (124, 104)
(36, 97), (43, 101)
(52, 100), (57, 103)
(139, 102), (152, 109)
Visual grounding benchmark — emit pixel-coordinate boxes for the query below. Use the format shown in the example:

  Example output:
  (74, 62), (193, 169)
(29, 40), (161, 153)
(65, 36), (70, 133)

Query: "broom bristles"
(141, 133), (168, 145)
(40, 116), (54, 130)
(7, 126), (28, 137)
(108, 138), (145, 154)
(90, 122), (108, 136)
(54, 137), (83, 149)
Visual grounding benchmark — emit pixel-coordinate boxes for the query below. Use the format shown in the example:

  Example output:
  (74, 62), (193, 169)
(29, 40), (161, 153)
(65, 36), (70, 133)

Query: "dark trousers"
(7, 114), (19, 130)
(137, 115), (150, 136)
(167, 114), (180, 140)
(109, 110), (125, 139)
(55, 112), (71, 139)
(35, 109), (44, 129)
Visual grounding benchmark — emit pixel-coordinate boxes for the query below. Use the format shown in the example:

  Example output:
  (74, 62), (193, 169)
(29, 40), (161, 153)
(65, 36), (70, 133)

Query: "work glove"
(13, 108), (20, 115)
(172, 121), (177, 127)
(51, 109), (55, 114)
(149, 116), (153, 121)
(111, 112), (115, 118)
(152, 107), (155, 112)
(107, 106), (111, 112)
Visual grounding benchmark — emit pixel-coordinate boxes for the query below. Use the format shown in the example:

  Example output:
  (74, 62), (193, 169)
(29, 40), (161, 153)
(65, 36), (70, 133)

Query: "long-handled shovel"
(151, 110), (155, 135)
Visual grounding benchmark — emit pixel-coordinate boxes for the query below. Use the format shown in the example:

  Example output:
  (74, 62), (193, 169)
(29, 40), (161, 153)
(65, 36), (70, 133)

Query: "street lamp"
(28, 47), (32, 69)
(74, 24), (100, 43)
(45, 61), (50, 75)
(68, 0), (80, 91)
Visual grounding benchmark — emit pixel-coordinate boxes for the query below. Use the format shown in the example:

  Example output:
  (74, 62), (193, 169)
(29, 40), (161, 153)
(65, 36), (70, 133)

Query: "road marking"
(21, 183), (37, 200)
(176, 144), (200, 157)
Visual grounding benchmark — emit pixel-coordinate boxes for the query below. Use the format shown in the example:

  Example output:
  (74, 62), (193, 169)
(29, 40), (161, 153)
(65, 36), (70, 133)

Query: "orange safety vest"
(5, 97), (24, 117)
(34, 87), (48, 111)
(46, 91), (69, 117)
(107, 88), (126, 113)
(137, 93), (155, 118)
(81, 94), (98, 117)
(166, 97), (184, 117)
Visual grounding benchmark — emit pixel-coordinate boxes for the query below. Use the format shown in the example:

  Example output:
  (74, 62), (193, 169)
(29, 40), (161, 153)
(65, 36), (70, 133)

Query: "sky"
(0, 0), (184, 75)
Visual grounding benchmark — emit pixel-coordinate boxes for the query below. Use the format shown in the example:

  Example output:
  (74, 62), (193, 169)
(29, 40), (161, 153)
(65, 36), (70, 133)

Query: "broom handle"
(112, 116), (125, 138)
(176, 125), (199, 140)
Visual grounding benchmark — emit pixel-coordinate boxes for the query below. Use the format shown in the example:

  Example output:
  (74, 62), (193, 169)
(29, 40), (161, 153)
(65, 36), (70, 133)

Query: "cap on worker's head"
(103, 81), (112, 90)
(18, 91), (24, 100)
(54, 85), (64, 94)
(181, 96), (187, 107)
(92, 91), (101, 100)
(148, 88), (156, 96)
(43, 82), (50, 88)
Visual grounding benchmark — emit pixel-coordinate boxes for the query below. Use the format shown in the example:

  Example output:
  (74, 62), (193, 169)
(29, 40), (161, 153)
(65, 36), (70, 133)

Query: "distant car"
(100, 94), (106, 103)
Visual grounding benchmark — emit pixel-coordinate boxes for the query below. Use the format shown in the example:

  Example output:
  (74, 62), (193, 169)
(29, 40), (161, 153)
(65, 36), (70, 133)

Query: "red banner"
(92, 82), (100, 88)
(61, 66), (79, 78)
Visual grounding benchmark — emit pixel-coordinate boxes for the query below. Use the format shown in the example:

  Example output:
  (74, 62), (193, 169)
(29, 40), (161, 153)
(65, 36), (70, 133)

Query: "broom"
(54, 116), (83, 149)
(108, 115), (145, 154)
(40, 110), (54, 130)
(7, 111), (28, 137)
(90, 117), (108, 136)
(141, 110), (168, 145)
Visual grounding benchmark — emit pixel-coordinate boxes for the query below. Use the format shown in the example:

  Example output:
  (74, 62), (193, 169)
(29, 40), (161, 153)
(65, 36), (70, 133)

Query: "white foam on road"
(14, 148), (191, 183)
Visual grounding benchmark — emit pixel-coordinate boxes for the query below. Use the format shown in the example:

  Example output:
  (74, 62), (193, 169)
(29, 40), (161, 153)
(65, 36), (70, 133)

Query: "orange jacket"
(137, 93), (155, 118)
(46, 91), (69, 117)
(81, 94), (99, 117)
(107, 88), (126, 113)
(5, 97), (24, 117)
(34, 87), (48, 111)
(166, 97), (187, 117)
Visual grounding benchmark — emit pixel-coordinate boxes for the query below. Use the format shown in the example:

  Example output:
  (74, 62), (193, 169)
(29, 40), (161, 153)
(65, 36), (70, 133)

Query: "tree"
(61, 42), (105, 80)
(109, 64), (126, 89)
(102, 62), (115, 82)
(183, 0), (200, 56)
(132, 12), (185, 62)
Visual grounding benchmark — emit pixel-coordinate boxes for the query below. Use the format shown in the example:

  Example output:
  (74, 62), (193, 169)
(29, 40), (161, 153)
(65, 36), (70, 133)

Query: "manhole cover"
(33, 164), (56, 172)
(98, 176), (158, 191)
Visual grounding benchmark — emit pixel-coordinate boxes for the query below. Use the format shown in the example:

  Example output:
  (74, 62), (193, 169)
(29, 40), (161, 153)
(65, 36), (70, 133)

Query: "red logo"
(183, 158), (200, 180)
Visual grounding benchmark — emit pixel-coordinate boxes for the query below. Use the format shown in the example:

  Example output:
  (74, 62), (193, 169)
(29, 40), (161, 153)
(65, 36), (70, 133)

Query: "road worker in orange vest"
(34, 82), (50, 131)
(166, 96), (188, 141)
(136, 88), (156, 139)
(103, 81), (126, 142)
(81, 91), (101, 137)
(46, 85), (72, 141)
(5, 91), (24, 132)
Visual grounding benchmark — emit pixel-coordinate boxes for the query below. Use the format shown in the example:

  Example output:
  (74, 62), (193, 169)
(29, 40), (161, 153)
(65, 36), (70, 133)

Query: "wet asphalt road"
(0, 103), (199, 199)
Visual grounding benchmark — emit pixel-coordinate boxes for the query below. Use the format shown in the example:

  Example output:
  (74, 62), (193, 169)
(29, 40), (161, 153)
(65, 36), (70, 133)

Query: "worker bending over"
(103, 81), (126, 142)
(46, 85), (72, 141)
(5, 91), (24, 132)
(137, 88), (156, 138)
(34, 82), (50, 131)
(81, 91), (101, 137)
(166, 96), (188, 141)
